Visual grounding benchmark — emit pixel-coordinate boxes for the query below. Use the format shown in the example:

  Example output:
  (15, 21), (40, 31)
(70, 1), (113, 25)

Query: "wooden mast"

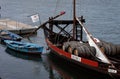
(73, 0), (76, 40)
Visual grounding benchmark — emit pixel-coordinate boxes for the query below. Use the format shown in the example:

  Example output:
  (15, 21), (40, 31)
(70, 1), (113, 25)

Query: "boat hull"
(48, 52), (112, 78)
(4, 40), (43, 55)
(45, 37), (120, 78)
(0, 30), (22, 43)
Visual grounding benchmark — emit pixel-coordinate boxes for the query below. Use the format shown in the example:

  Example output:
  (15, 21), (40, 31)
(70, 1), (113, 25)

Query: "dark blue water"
(0, 0), (120, 79)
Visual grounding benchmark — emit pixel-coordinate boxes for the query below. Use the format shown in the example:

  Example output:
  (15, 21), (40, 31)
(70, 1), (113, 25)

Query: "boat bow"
(76, 17), (111, 64)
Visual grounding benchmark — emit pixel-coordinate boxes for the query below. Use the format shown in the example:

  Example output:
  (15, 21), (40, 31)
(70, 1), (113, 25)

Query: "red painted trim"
(46, 39), (71, 58)
(81, 58), (98, 67)
(46, 39), (98, 67)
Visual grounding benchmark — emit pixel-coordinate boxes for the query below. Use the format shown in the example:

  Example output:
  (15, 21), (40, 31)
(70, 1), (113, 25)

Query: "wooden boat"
(46, 53), (111, 79)
(0, 30), (22, 43)
(4, 40), (43, 55)
(35, 0), (120, 78)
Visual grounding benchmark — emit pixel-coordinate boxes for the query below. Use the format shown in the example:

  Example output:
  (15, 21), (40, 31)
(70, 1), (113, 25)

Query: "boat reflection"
(43, 54), (74, 79)
(5, 48), (114, 79)
(5, 48), (42, 61)
(43, 52), (114, 79)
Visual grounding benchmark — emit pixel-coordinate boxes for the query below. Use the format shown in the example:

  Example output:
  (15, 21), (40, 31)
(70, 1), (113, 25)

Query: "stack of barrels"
(62, 41), (96, 58)
(97, 40), (120, 56)
(62, 40), (120, 58)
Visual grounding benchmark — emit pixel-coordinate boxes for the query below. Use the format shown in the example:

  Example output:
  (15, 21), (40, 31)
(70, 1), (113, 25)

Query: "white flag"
(31, 14), (39, 23)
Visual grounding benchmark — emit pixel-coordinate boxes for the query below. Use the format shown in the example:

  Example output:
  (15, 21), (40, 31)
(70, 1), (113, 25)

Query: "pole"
(73, 0), (76, 40)
(0, 6), (1, 18)
(38, 14), (41, 25)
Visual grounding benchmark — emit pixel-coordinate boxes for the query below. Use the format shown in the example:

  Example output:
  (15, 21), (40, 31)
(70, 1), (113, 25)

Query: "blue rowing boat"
(4, 40), (43, 55)
(0, 30), (22, 43)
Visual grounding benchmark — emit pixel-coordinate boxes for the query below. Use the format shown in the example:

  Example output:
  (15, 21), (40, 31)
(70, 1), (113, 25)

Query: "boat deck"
(0, 19), (38, 35)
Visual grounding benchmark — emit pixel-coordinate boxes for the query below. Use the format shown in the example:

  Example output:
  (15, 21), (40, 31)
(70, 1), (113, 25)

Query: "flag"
(31, 14), (39, 23)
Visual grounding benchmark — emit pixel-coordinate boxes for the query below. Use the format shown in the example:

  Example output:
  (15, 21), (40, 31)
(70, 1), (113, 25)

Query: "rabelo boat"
(36, 0), (120, 78)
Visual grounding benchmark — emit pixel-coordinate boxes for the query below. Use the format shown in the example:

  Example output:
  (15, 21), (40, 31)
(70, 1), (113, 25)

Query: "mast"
(73, 0), (76, 40)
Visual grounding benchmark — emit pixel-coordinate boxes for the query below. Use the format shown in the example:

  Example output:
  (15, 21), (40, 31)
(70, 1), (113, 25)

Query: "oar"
(26, 11), (66, 42)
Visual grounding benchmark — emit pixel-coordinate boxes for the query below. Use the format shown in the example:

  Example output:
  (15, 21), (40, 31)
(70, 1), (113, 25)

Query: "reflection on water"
(5, 48), (113, 79)
(45, 53), (114, 79)
(5, 48), (42, 61)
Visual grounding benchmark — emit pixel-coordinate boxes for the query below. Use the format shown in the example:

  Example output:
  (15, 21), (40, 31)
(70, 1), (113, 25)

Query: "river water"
(0, 0), (120, 79)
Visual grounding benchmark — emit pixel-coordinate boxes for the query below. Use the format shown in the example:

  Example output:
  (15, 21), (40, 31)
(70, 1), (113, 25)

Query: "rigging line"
(55, 25), (73, 42)
(54, 25), (73, 44)
(54, 0), (60, 15)
(56, 25), (72, 44)
(59, 29), (73, 43)
(56, 24), (71, 37)
(58, 24), (69, 35)
(58, 26), (74, 43)
(77, 0), (81, 16)
(70, 0), (73, 19)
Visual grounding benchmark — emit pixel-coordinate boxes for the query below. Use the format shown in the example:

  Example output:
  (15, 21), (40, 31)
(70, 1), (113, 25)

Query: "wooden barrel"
(97, 40), (120, 56)
(72, 45), (96, 58)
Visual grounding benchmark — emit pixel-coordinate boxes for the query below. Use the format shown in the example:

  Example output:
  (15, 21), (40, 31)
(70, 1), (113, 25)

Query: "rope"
(54, 0), (60, 15)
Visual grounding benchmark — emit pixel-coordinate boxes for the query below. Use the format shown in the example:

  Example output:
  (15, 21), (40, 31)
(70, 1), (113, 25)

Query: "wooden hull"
(47, 53), (113, 79)
(45, 38), (120, 78)
(48, 52), (112, 79)
(0, 30), (22, 43)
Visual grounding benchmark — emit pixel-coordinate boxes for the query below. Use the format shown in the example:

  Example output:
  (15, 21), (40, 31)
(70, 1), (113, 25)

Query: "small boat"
(0, 30), (22, 43)
(4, 40), (43, 55)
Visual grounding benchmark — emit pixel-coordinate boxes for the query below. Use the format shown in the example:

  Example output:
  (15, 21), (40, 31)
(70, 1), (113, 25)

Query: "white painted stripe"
(71, 55), (81, 62)
(108, 68), (117, 73)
